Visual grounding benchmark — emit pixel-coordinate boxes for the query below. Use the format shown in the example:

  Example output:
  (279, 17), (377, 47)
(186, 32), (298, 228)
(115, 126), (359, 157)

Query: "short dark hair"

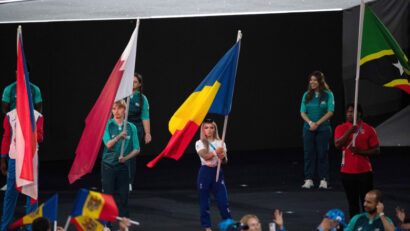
(368, 189), (383, 203)
(32, 217), (51, 231)
(346, 103), (364, 118)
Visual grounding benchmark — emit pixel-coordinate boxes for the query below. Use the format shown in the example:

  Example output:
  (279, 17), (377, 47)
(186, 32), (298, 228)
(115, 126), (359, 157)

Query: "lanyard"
(209, 143), (217, 151)
(346, 124), (363, 149)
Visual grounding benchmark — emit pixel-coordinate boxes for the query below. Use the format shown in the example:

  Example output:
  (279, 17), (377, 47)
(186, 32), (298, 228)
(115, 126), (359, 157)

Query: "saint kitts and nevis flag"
(360, 5), (410, 94)
(15, 26), (39, 202)
(147, 39), (241, 167)
(68, 23), (139, 184)
(8, 194), (58, 229)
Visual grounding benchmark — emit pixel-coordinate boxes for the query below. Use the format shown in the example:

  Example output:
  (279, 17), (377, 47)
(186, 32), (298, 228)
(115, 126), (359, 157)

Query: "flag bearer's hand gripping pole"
(119, 96), (131, 158)
(216, 115), (229, 182)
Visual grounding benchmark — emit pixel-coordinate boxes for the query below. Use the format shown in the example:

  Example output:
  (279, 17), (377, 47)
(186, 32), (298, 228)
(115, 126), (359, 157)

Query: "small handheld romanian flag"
(71, 189), (118, 222)
(360, 5), (410, 94)
(71, 216), (107, 231)
(8, 194), (58, 229)
(147, 40), (241, 168)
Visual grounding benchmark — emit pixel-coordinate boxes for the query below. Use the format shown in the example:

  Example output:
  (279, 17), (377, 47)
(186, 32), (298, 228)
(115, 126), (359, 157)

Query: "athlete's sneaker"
(319, 179), (328, 189)
(301, 179), (314, 189)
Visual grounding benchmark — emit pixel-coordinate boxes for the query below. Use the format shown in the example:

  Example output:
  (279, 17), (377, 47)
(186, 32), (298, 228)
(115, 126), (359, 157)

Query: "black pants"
(341, 171), (373, 219)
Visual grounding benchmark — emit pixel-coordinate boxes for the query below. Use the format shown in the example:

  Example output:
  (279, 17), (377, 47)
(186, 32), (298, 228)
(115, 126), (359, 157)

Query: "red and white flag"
(68, 22), (139, 184)
(15, 26), (38, 201)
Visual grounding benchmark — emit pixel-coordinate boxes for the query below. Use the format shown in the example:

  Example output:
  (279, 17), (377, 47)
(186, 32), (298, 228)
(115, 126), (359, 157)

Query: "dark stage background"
(0, 12), (344, 166)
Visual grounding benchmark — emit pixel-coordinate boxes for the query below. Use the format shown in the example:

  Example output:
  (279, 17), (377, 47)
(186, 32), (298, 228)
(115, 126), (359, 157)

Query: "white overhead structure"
(0, 0), (375, 23)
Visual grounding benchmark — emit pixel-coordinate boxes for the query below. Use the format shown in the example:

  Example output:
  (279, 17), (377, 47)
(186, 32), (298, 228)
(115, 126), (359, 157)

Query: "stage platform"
(1, 148), (409, 230)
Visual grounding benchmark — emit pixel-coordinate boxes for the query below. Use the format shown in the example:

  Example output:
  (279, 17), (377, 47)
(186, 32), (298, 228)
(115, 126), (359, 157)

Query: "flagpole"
(63, 216), (71, 231)
(352, 0), (365, 146)
(119, 96), (131, 158)
(120, 18), (140, 158)
(216, 30), (242, 182)
(116, 216), (140, 226)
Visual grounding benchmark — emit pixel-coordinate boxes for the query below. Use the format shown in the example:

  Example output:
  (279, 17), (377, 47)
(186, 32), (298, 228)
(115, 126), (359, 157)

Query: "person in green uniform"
(2, 77), (42, 116)
(127, 73), (151, 188)
(300, 71), (334, 189)
(102, 100), (140, 217)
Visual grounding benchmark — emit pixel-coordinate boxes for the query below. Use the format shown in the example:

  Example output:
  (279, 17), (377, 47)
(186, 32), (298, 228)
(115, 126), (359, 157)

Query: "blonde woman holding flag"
(195, 118), (231, 231)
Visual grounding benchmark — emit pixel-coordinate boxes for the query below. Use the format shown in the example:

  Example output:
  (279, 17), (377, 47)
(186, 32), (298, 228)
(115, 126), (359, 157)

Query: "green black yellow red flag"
(360, 5), (410, 94)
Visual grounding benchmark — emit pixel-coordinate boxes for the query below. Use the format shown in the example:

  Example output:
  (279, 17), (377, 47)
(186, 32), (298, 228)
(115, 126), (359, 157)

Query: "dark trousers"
(341, 171), (373, 219)
(101, 162), (130, 217)
(303, 126), (331, 181)
(197, 165), (231, 228)
(129, 121), (143, 186)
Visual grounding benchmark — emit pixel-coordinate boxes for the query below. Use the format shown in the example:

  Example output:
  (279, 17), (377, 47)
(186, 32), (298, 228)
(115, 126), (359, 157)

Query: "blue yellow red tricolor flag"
(71, 216), (107, 231)
(71, 189), (118, 222)
(15, 26), (39, 201)
(360, 5), (410, 94)
(8, 194), (58, 229)
(147, 40), (241, 168)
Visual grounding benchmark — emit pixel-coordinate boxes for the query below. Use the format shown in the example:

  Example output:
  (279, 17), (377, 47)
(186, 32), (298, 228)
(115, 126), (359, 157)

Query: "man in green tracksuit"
(101, 100), (140, 218)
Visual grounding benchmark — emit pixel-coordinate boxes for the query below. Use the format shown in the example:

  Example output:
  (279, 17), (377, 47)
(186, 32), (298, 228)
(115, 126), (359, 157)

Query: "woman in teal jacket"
(300, 71), (334, 189)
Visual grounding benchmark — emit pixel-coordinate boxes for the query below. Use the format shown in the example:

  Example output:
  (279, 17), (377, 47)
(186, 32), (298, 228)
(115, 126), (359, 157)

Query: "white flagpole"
(120, 18), (140, 158)
(353, 0), (365, 147)
(63, 216), (71, 231)
(216, 30), (242, 182)
(116, 216), (140, 226)
(119, 96), (131, 157)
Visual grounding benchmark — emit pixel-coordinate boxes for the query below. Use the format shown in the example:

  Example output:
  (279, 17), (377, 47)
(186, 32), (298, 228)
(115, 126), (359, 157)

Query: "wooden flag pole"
(216, 30), (242, 182)
(353, 0), (365, 146)
(120, 18), (140, 158)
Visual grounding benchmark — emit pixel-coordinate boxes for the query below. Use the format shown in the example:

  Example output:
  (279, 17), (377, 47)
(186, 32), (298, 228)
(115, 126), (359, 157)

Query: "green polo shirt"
(102, 119), (139, 165)
(2, 82), (42, 110)
(345, 213), (393, 231)
(129, 91), (149, 121)
(300, 90), (334, 130)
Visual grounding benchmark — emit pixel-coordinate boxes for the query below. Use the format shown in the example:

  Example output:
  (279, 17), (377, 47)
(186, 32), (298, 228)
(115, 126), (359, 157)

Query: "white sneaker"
(301, 179), (314, 189)
(319, 179), (328, 189)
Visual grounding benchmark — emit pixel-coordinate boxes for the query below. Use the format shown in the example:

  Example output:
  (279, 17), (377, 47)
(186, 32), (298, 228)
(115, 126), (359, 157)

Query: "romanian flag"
(68, 23), (139, 184)
(360, 5), (410, 94)
(71, 216), (107, 231)
(147, 40), (241, 167)
(8, 194), (58, 229)
(15, 26), (39, 201)
(71, 189), (118, 222)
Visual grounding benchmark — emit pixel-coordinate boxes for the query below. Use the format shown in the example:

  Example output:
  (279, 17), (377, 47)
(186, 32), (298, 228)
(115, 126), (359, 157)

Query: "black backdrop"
(0, 11), (344, 162)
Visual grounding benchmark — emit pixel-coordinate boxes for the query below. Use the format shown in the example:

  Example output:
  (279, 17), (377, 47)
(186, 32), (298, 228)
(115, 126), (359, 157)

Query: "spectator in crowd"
(345, 189), (395, 231)
(396, 207), (410, 231)
(239, 209), (285, 231)
(316, 209), (346, 231)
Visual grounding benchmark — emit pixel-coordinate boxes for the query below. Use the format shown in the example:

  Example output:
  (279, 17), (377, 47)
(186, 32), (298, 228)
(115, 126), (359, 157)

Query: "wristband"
(308, 121), (313, 125)
(379, 212), (384, 217)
